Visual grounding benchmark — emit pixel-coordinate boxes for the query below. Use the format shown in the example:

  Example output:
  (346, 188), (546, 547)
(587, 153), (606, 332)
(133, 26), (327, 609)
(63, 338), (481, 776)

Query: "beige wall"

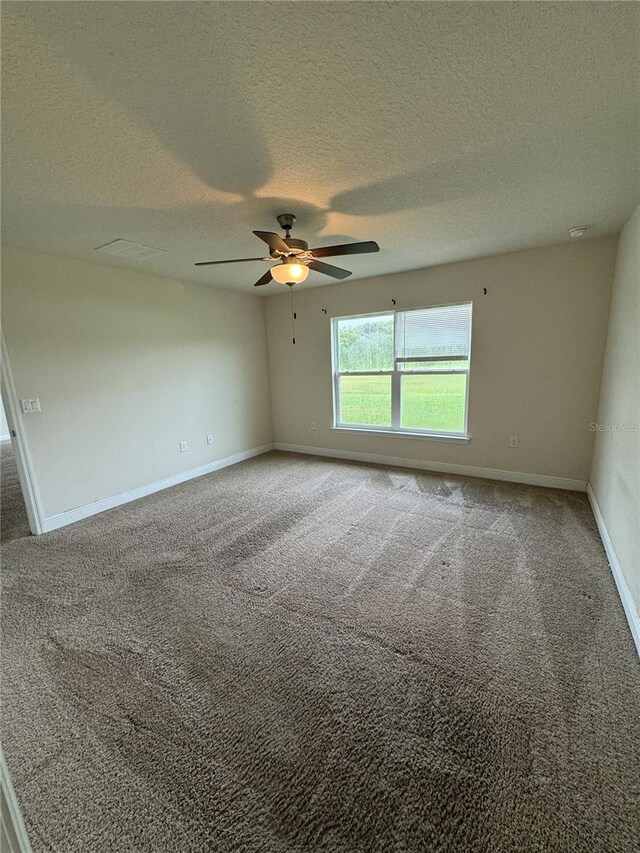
(1, 245), (272, 519)
(0, 236), (623, 524)
(265, 237), (617, 484)
(590, 206), (640, 613)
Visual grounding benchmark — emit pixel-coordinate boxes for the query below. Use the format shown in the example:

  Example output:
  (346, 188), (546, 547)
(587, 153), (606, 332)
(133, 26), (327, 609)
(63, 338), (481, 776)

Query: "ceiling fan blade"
(195, 257), (268, 267)
(253, 269), (273, 287)
(308, 260), (352, 280)
(308, 240), (380, 259)
(253, 230), (289, 254)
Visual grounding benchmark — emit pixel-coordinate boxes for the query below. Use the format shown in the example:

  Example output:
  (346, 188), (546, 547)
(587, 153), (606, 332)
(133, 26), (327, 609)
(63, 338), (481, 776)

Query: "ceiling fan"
(195, 214), (380, 287)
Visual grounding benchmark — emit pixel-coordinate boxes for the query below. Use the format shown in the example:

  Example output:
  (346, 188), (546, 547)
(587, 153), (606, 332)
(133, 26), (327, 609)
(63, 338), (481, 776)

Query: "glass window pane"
(339, 375), (392, 427)
(337, 315), (394, 372)
(401, 374), (467, 432)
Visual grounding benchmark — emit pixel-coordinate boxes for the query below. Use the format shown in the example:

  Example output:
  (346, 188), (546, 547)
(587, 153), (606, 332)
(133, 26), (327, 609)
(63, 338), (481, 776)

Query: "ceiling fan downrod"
(277, 213), (296, 240)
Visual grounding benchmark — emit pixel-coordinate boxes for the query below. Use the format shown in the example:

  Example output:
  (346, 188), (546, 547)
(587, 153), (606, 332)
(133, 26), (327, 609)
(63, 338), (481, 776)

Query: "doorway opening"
(0, 396), (31, 542)
(1, 332), (44, 538)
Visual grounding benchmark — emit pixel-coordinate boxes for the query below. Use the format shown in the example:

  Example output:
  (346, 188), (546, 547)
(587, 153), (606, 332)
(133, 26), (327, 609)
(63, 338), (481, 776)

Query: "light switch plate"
(21, 398), (41, 413)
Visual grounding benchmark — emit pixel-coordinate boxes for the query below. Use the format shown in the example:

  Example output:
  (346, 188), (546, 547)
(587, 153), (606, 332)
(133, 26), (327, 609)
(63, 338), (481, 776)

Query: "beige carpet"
(0, 439), (31, 543)
(1, 451), (639, 852)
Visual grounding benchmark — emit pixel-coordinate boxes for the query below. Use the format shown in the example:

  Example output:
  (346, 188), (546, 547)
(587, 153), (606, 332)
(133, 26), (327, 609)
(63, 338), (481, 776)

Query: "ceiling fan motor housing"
(278, 237), (308, 257)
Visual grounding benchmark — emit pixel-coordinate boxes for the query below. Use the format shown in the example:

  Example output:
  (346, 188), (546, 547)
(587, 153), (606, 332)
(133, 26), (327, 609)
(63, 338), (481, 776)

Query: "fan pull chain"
(289, 284), (296, 345)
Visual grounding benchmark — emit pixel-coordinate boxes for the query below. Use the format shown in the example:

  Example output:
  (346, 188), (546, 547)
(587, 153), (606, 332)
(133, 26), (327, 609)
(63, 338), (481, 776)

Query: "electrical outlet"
(179, 440), (188, 452)
(509, 436), (519, 448)
(206, 434), (214, 445)
(309, 422), (317, 432)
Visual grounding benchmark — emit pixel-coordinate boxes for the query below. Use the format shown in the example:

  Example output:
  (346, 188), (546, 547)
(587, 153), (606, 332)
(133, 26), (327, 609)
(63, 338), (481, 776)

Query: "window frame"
(331, 303), (472, 439)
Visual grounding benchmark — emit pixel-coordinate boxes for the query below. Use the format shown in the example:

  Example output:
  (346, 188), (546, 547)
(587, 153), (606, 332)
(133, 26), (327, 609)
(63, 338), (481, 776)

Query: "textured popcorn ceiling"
(1, 1), (638, 293)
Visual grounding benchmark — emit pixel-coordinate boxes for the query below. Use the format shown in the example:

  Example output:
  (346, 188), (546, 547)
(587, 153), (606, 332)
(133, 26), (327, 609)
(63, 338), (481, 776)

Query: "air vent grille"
(94, 239), (166, 261)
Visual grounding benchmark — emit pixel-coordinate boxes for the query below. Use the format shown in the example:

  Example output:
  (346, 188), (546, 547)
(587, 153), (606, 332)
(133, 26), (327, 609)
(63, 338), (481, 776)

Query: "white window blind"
(395, 304), (472, 363)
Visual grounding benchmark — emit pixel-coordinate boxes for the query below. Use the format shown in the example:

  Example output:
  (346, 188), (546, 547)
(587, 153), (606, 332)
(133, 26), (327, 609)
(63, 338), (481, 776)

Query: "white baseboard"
(41, 444), (274, 533)
(0, 433), (11, 442)
(273, 443), (587, 491)
(1, 751), (32, 853)
(587, 484), (640, 656)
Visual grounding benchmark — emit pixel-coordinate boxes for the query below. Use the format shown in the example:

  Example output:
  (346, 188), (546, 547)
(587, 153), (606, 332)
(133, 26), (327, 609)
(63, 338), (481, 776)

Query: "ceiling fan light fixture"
(271, 261), (309, 284)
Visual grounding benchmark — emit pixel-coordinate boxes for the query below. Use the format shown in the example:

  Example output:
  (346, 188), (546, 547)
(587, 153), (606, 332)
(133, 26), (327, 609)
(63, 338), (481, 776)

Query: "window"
(332, 303), (472, 438)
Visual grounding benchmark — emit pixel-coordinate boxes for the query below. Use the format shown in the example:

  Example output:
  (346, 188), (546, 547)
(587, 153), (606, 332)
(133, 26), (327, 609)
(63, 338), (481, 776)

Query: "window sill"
(330, 427), (470, 444)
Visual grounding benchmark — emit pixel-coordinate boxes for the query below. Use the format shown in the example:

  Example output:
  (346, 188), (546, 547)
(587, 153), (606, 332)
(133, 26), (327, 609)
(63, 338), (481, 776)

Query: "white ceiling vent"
(94, 239), (166, 261)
